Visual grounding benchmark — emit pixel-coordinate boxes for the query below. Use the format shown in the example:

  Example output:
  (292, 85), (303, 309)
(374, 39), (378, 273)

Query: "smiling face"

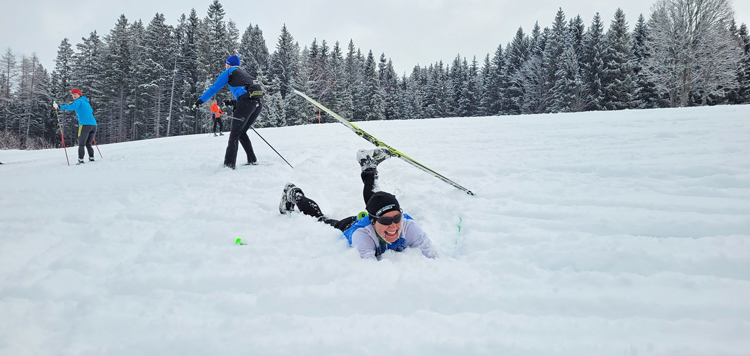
(71, 93), (80, 100)
(373, 210), (403, 243)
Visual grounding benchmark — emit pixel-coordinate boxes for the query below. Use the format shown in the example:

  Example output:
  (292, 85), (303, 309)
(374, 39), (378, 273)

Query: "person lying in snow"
(279, 148), (438, 260)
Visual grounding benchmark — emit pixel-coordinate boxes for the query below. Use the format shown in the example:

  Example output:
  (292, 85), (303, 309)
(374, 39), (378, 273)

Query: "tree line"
(1, 0), (748, 150)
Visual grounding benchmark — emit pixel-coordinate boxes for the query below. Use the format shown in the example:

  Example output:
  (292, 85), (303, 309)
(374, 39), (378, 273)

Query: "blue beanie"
(226, 55), (240, 66)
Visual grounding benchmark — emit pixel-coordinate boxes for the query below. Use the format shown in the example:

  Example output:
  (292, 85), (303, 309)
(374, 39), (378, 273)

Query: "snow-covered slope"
(1, 105), (749, 356)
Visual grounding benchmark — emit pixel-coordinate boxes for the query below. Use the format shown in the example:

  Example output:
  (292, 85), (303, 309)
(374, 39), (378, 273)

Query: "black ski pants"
(295, 168), (378, 231)
(224, 97), (262, 168)
(213, 116), (223, 133)
(78, 125), (97, 160)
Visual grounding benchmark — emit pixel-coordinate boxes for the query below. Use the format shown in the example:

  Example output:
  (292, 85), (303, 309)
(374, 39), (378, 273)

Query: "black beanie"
(366, 191), (400, 217)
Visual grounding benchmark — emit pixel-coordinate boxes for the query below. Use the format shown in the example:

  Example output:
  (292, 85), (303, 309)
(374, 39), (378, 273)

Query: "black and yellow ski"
(294, 89), (474, 196)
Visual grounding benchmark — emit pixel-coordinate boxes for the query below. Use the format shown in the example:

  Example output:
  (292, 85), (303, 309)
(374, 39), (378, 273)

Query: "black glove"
(192, 99), (204, 109)
(223, 99), (236, 107)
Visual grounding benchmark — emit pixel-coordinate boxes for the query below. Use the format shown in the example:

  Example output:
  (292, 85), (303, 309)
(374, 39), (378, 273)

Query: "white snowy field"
(1, 105), (749, 356)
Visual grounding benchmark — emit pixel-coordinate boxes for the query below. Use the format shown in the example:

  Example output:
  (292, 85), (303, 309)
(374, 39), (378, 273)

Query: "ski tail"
(293, 89), (474, 196)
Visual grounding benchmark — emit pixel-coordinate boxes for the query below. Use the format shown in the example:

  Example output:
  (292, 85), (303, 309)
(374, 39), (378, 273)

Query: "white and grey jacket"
(350, 219), (438, 260)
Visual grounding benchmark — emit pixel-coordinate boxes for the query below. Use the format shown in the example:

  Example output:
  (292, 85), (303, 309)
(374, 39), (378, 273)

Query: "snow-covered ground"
(1, 105), (749, 356)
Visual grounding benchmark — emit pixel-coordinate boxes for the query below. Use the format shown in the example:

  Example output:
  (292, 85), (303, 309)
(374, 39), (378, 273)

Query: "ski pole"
(197, 108), (293, 169)
(53, 105), (70, 166)
(93, 139), (103, 159)
(249, 127), (294, 169)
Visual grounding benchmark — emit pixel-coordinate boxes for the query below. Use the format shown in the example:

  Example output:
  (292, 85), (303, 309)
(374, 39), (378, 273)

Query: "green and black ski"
(294, 89), (474, 196)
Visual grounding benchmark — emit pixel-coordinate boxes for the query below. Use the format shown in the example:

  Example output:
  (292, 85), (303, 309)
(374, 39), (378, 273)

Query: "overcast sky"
(2, 0), (749, 76)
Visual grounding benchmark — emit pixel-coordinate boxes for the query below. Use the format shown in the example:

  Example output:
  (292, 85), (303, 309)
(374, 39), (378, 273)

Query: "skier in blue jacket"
(279, 148), (438, 260)
(193, 55), (263, 169)
(54, 89), (97, 165)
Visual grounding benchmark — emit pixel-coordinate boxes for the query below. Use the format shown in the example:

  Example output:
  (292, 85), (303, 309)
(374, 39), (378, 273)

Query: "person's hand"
(192, 99), (204, 109)
(53, 101), (59, 110)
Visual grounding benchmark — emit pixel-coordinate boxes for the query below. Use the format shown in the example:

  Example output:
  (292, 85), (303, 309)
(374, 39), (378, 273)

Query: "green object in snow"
(235, 238), (247, 245)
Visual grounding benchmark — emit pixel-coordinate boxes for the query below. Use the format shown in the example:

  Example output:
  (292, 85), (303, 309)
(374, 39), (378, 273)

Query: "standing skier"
(210, 100), (225, 136)
(193, 55), (263, 169)
(53, 89), (97, 165)
(279, 148), (438, 260)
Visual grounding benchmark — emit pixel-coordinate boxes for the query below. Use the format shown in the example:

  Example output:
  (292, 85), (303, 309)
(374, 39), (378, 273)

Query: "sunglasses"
(372, 210), (403, 225)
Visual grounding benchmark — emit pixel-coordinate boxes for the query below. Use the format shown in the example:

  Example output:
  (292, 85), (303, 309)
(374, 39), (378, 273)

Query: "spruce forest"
(1, 0), (749, 149)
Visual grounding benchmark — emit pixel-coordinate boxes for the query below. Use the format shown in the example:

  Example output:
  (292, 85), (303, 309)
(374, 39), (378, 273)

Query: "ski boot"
(279, 183), (303, 214)
(76, 158), (85, 165)
(356, 148), (394, 171)
(89, 157), (95, 162)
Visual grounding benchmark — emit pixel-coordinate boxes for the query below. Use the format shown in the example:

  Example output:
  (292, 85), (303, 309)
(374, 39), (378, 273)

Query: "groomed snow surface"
(1, 105), (749, 356)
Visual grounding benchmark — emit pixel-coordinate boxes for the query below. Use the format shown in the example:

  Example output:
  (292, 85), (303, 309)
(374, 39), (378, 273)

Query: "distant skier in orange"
(210, 100), (225, 136)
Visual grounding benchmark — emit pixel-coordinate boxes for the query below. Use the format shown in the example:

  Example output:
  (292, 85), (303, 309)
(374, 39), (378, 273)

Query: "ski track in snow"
(1, 105), (749, 355)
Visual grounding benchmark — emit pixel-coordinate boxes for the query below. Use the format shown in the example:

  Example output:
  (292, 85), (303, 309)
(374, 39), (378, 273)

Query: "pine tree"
(290, 45), (313, 126)
(379, 54), (399, 120)
(239, 24), (270, 80)
(569, 15), (586, 64)
(478, 54), (492, 115)
(582, 13), (606, 111)
(504, 27), (530, 115)
(344, 40), (362, 121)
(238, 23), (271, 125)
(178, 10), (202, 135)
(631, 14), (660, 109)
(602, 8), (636, 110)
(362, 50), (385, 121)
(72, 31), (105, 102)
(128, 20), (148, 139)
(423, 62), (448, 118)
(102, 15), (133, 142)
(733, 23), (750, 103)
(306, 38), (330, 105)
(446, 55), (464, 117)
(457, 57), (480, 117)
(271, 25), (301, 125)
(50, 40), (74, 146)
(517, 24), (547, 114)
(403, 66), (425, 120)
(71, 31), (105, 141)
(199, 0), (231, 80)
(542, 8), (569, 113)
(327, 41), (349, 121)
(226, 20), (239, 55)
(271, 24), (299, 100)
(139, 13), (175, 138)
(550, 43), (586, 112)
(261, 76), (285, 127)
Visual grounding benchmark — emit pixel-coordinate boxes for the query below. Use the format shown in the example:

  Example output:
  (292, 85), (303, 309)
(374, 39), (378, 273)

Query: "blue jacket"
(60, 97), (97, 126)
(199, 67), (252, 101)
